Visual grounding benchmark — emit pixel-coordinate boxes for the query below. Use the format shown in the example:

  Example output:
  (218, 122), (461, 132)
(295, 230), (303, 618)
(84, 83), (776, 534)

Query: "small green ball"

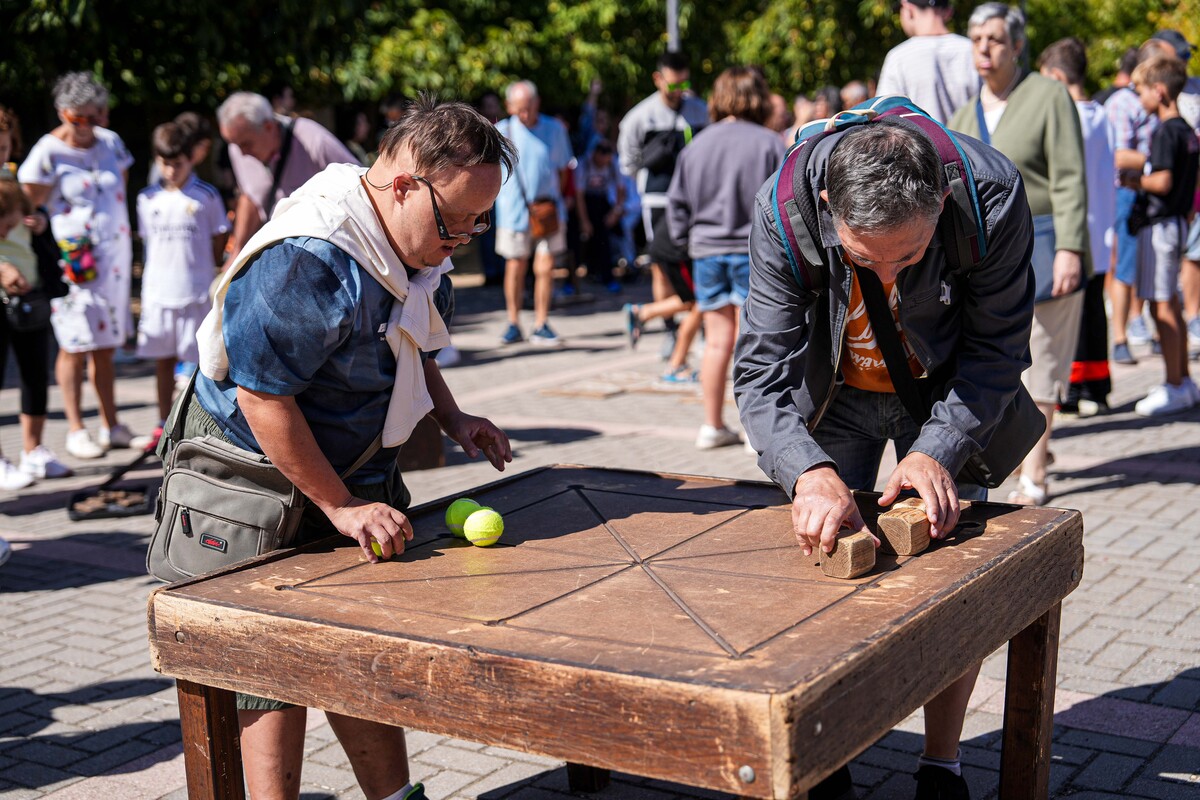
(445, 498), (481, 537)
(464, 509), (504, 547)
(370, 541), (384, 558)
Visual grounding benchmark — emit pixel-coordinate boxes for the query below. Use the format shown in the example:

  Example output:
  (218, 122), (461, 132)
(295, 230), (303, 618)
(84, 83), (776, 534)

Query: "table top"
(149, 465), (1083, 797)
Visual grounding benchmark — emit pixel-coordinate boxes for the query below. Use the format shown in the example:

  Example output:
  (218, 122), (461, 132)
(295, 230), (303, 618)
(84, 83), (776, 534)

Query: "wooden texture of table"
(148, 465), (1083, 799)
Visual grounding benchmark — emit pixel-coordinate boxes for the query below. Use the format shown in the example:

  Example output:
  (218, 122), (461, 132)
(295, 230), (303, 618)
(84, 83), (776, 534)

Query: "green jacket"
(949, 71), (1090, 261)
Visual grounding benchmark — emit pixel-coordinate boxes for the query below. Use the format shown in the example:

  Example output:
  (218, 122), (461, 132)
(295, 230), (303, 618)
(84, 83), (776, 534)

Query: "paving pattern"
(1, 275), (1198, 799)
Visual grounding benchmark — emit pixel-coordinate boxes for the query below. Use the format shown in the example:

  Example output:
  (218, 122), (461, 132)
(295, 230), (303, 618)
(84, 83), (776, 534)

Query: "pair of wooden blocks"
(819, 498), (963, 579)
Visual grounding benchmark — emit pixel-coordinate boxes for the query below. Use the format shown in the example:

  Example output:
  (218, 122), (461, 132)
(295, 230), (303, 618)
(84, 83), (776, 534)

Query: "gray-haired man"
(217, 91), (358, 259)
(734, 121), (1036, 799)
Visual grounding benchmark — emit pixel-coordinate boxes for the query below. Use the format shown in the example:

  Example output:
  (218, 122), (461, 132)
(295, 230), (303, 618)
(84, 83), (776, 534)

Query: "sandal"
(1007, 474), (1048, 506)
(660, 365), (699, 384)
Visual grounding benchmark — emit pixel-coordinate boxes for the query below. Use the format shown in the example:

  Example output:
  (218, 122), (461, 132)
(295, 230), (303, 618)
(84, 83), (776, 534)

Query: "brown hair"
(378, 93), (516, 176)
(1038, 37), (1088, 86)
(709, 66), (771, 125)
(151, 122), (189, 159)
(0, 105), (23, 159)
(1132, 55), (1188, 102)
(0, 179), (31, 218)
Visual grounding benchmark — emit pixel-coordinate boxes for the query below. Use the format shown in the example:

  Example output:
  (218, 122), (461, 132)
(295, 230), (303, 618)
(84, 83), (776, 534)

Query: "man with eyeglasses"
(494, 79), (574, 347)
(189, 96), (514, 800)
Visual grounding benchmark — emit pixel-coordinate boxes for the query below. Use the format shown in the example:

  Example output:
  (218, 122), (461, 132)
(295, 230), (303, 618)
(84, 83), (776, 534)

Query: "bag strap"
(164, 368), (382, 482)
(264, 118), (295, 219)
(854, 266), (932, 425)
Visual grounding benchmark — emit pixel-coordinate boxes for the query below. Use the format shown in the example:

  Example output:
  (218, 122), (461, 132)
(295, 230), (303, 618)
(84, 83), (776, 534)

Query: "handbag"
(1127, 192), (1151, 236)
(513, 166), (560, 239)
(2, 290), (52, 332)
(855, 266), (1046, 489)
(147, 372), (382, 583)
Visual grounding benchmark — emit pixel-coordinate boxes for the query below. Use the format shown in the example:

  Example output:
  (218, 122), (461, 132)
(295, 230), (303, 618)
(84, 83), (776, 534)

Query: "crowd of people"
(0, 2), (1198, 797)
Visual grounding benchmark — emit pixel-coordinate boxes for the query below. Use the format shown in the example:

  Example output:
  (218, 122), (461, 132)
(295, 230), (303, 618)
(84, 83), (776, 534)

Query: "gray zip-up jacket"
(733, 131), (1035, 499)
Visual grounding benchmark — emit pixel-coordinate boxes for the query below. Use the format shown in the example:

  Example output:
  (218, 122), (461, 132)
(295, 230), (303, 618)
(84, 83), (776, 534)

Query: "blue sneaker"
(500, 323), (523, 345)
(1127, 315), (1151, 345)
(530, 323), (563, 347)
(660, 365), (698, 384)
(623, 303), (643, 349)
(1112, 342), (1137, 365)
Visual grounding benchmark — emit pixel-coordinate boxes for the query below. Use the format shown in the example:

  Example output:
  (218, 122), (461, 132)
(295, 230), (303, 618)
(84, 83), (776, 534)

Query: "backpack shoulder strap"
(876, 107), (988, 275)
(772, 131), (836, 295)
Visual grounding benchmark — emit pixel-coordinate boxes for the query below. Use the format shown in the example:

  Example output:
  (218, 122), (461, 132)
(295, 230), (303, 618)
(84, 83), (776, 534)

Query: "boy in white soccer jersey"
(136, 122), (229, 446)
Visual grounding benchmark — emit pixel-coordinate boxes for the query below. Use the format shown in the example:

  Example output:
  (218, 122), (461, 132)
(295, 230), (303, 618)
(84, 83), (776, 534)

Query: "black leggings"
(0, 314), (51, 417)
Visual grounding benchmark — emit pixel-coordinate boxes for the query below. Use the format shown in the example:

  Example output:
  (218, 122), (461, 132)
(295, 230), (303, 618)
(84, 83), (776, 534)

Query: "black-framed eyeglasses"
(411, 174), (490, 242)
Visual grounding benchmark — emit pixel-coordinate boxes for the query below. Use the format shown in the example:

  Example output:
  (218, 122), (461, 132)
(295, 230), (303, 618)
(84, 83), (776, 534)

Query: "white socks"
(918, 750), (962, 776)
(379, 784), (414, 800)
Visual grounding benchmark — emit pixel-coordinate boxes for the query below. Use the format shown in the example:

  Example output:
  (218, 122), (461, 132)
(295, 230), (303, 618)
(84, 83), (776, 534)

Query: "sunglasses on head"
(665, 80), (691, 92)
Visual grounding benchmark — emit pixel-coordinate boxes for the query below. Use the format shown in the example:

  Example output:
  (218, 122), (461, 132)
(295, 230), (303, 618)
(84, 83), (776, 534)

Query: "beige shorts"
(136, 299), (210, 362)
(495, 227), (567, 260)
(1022, 291), (1085, 405)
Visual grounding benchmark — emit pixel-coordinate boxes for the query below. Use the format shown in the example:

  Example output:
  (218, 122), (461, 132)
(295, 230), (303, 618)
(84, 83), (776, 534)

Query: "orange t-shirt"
(842, 270), (923, 393)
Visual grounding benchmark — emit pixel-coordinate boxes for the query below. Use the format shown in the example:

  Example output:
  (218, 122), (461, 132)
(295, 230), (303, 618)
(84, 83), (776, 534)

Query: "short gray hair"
(217, 92), (274, 130)
(505, 80), (538, 103)
(53, 72), (108, 111)
(826, 121), (944, 234)
(967, 2), (1026, 51)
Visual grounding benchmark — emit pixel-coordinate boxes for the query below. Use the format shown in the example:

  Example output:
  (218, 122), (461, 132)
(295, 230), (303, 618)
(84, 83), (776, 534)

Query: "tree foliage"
(1, 0), (1196, 122)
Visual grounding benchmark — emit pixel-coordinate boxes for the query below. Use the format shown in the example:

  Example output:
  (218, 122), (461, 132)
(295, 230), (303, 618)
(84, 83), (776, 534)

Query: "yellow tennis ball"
(463, 509), (504, 547)
(445, 498), (481, 537)
(370, 541), (384, 557)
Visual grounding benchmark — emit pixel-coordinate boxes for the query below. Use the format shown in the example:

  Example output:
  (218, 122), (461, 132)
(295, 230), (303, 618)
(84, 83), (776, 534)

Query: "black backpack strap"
(854, 266), (932, 424)
(264, 118), (295, 220)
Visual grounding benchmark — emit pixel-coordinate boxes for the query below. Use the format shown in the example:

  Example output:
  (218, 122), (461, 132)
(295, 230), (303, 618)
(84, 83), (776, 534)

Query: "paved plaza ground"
(1, 271), (1198, 799)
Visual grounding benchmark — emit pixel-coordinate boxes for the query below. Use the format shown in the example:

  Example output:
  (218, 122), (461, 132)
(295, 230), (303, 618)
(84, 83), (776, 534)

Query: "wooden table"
(147, 465), (1083, 799)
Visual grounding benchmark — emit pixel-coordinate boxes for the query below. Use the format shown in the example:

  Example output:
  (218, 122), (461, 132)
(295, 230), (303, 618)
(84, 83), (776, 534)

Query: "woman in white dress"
(19, 72), (144, 459)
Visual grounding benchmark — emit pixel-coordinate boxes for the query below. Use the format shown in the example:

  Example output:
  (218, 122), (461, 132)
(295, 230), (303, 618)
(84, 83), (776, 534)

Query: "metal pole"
(667, 0), (679, 51)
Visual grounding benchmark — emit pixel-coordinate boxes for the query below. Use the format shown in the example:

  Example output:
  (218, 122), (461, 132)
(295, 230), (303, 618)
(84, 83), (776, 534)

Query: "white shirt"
(137, 174), (230, 307)
(877, 34), (980, 125)
(1076, 100), (1116, 274)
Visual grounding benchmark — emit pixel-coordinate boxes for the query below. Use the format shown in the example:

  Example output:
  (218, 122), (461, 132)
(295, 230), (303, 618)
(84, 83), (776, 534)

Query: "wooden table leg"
(176, 679), (246, 800)
(566, 763), (611, 791)
(999, 603), (1061, 800)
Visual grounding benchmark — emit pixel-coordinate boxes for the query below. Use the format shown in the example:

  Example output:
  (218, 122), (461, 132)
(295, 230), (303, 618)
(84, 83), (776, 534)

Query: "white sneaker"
(1181, 376), (1200, 405)
(0, 458), (34, 490)
(1135, 383), (1195, 417)
(99, 423), (135, 449)
(65, 429), (106, 459)
(20, 446), (72, 479)
(695, 424), (741, 450)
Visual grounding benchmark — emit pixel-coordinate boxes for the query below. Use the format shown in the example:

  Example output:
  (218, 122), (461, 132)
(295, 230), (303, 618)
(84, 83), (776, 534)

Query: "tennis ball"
(370, 541), (384, 558)
(463, 509), (504, 547)
(445, 498), (481, 537)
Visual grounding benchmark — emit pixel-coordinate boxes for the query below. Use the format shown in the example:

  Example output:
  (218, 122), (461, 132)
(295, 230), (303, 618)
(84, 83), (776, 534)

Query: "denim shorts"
(812, 384), (987, 500)
(1113, 188), (1139, 285)
(694, 253), (750, 312)
(1186, 215), (1200, 261)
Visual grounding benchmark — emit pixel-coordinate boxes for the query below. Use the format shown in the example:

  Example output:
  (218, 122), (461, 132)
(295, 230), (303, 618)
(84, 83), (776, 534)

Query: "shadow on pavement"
(1050, 445), (1200, 500)
(0, 678), (178, 788)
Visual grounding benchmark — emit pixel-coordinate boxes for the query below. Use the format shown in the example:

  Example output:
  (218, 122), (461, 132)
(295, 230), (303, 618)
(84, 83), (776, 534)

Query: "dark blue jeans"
(812, 384), (988, 501)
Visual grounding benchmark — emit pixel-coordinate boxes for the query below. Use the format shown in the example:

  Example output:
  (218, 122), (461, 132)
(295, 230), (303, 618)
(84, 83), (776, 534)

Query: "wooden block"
(877, 506), (931, 556)
(819, 531), (876, 579)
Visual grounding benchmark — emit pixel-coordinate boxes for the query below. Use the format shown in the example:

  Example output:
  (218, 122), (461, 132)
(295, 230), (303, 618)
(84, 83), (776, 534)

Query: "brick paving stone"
(1073, 752), (1146, 791)
(478, 746), (562, 767)
(1123, 778), (1200, 800)
(422, 768), (485, 798)
(1058, 729), (1161, 758)
(414, 746), (511, 775)
(459, 761), (552, 796)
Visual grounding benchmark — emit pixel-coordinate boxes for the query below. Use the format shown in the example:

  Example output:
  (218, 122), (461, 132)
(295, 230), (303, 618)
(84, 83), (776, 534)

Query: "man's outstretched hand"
(791, 465), (878, 556)
(878, 451), (961, 539)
